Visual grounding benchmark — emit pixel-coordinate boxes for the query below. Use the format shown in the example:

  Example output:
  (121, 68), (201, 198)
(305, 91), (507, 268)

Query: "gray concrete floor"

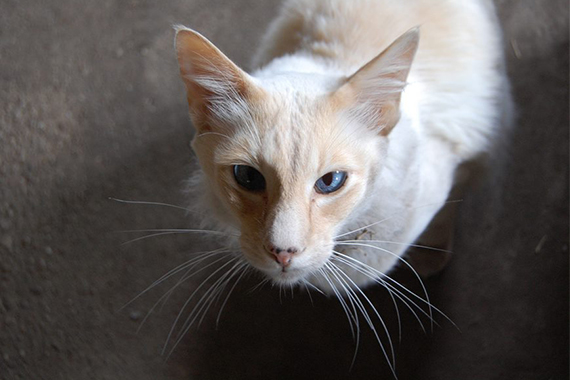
(0, 0), (568, 379)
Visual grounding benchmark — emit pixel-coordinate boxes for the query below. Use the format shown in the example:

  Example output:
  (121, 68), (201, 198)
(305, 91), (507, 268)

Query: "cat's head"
(175, 26), (418, 286)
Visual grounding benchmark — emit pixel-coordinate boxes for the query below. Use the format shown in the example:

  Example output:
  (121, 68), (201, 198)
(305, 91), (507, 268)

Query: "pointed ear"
(175, 26), (258, 131)
(335, 27), (419, 136)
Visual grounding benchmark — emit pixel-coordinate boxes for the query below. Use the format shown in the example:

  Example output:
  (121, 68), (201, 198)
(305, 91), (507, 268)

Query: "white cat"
(174, 0), (512, 295)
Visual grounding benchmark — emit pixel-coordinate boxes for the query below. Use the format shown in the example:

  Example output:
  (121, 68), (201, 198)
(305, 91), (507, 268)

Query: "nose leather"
(267, 244), (298, 267)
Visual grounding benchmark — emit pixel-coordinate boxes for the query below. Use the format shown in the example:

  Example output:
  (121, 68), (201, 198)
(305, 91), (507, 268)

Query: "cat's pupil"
(233, 165), (266, 192)
(321, 172), (334, 186)
(315, 171), (347, 194)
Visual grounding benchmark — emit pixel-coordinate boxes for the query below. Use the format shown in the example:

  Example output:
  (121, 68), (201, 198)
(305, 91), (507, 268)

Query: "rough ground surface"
(0, 0), (568, 379)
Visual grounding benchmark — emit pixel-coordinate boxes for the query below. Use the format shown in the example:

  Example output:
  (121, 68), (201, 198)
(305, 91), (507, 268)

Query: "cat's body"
(175, 0), (512, 293)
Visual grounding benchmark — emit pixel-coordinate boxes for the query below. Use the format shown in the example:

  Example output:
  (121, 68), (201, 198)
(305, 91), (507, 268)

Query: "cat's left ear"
(335, 28), (419, 136)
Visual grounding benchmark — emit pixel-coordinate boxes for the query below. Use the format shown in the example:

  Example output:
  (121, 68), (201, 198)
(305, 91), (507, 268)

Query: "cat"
(170, 1), (512, 365)
(174, 0), (512, 294)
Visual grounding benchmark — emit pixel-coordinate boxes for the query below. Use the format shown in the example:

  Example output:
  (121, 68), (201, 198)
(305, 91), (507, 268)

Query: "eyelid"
(319, 166), (353, 176)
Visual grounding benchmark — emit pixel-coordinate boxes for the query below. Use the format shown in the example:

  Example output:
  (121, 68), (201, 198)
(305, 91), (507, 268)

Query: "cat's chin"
(261, 267), (309, 286)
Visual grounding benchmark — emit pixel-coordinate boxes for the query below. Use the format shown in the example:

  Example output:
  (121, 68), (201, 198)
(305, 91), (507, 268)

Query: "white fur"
(179, 0), (513, 291)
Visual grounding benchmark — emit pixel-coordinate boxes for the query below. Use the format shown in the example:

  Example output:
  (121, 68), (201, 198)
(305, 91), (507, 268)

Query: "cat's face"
(192, 77), (384, 285)
(175, 27), (417, 286)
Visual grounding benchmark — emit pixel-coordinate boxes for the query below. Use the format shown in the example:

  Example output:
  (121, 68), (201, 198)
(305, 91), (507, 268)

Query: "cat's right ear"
(175, 26), (258, 131)
(333, 28), (419, 136)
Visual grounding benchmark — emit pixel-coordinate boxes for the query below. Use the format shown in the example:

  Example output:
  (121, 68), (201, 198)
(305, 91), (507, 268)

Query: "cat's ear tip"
(174, 25), (211, 43)
(173, 24), (193, 33)
(174, 25), (190, 47)
(402, 26), (421, 41)
(173, 26), (211, 52)
(173, 25), (199, 40)
(409, 25), (421, 33)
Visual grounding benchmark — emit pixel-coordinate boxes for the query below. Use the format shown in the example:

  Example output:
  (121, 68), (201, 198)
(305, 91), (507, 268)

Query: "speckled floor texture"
(0, 0), (568, 379)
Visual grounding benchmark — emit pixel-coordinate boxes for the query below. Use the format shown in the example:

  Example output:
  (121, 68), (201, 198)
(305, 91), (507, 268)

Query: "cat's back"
(254, 0), (512, 159)
(254, 0), (501, 72)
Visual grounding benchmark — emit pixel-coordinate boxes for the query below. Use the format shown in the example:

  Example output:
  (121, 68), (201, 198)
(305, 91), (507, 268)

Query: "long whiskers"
(318, 266), (361, 368)
(109, 197), (192, 212)
(121, 248), (230, 311)
(334, 241), (434, 331)
(332, 252), (430, 332)
(161, 256), (238, 355)
(341, 239), (452, 253)
(328, 262), (397, 376)
(332, 252), (405, 340)
(165, 259), (248, 359)
(134, 252), (233, 334)
(216, 265), (250, 326)
(119, 228), (237, 245)
(113, 197), (248, 359)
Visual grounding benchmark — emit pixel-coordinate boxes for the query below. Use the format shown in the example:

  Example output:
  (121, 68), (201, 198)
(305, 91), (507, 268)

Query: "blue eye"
(315, 171), (347, 194)
(233, 165), (266, 192)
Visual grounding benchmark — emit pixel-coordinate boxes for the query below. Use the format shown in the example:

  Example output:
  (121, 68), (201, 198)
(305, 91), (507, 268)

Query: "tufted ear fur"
(335, 27), (419, 136)
(175, 26), (260, 132)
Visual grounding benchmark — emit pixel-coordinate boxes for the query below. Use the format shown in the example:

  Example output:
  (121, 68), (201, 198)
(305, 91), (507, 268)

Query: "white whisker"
(327, 262), (397, 377)
(122, 248), (230, 311)
(332, 253), (427, 335)
(136, 254), (231, 333)
(331, 252), (406, 340)
(301, 280), (315, 306)
(119, 228), (237, 245)
(333, 244), (456, 331)
(248, 277), (270, 294)
(335, 241), (434, 332)
(340, 239), (452, 254)
(162, 257), (239, 356)
(302, 279), (325, 296)
(197, 261), (248, 327)
(321, 265), (361, 368)
(109, 197), (192, 212)
(319, 268), (359, 341)
(216, 264), (249, 326)
(166, 260), (246, 358)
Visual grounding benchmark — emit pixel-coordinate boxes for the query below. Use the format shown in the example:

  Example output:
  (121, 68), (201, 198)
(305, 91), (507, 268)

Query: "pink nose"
(267, 244), (298, 267)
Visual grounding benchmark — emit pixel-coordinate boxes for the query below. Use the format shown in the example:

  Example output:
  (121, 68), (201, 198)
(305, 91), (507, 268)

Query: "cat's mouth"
(240, 239), (332, 286)
(257, 254), (330, 286)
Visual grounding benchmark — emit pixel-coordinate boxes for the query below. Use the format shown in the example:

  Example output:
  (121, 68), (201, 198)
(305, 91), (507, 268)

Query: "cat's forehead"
(221, 81), (369, 182)
(255, 73), (343, 131)
(256, 78), (339, 156)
